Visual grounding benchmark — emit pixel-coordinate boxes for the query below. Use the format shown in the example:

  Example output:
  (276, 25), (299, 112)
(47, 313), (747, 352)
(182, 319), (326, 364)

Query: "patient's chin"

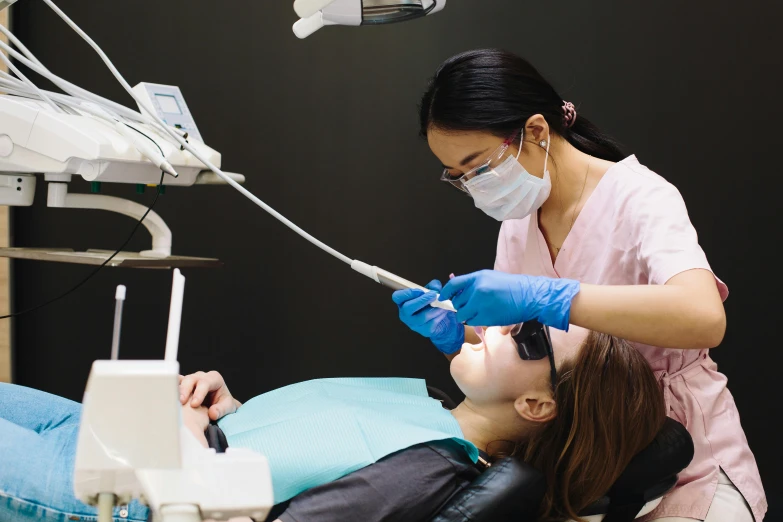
(450, 350), (487, 396)
(449, 344), (478, 374)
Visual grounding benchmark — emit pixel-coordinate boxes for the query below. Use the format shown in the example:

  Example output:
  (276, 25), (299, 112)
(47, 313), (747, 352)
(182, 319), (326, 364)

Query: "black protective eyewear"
(511, 320), (557, 392)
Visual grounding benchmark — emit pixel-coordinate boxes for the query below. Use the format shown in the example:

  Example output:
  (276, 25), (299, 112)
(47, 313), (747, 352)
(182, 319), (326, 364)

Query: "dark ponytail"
(419, 49), (626, 162)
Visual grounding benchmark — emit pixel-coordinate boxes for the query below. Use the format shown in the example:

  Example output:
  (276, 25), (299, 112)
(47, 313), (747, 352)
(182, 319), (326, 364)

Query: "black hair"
(419, 49), (626, 162)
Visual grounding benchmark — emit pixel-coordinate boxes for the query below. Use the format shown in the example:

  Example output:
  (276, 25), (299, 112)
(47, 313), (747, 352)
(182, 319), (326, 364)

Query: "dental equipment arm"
(31, 0), (456, 310)
(2, 0), (453, 307)
(0, 39), (228, 265)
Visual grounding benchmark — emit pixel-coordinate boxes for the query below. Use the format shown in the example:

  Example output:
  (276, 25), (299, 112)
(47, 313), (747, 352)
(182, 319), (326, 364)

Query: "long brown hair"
(519, 332), (666, 521)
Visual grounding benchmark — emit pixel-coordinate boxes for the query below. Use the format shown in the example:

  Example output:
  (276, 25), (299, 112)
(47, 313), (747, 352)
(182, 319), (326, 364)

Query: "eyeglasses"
(439, 131), (521, 193)
(511, 320), (557, 393)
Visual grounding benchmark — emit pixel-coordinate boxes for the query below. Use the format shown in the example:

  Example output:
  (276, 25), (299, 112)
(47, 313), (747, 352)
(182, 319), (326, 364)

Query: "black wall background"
(9, 0), (782, 514)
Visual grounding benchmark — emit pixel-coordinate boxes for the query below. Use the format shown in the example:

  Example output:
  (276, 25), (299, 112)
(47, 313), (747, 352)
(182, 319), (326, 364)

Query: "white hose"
(0, 39), (150, 125)
(0, 47), (63, 113)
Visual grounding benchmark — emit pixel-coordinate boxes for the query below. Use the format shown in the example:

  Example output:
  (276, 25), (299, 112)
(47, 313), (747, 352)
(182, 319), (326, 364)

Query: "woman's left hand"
(179, 371), (240, 421)
(439, 269), (581, 330)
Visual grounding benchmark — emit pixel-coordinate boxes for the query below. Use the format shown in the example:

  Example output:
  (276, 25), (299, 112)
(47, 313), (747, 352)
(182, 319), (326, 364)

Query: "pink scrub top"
(494, 156), (767, 521)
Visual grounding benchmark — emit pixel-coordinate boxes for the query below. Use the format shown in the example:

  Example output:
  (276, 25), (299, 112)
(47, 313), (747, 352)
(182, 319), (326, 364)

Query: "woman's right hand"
(392, 279), (464, 355)
(179, 371), (240, 421)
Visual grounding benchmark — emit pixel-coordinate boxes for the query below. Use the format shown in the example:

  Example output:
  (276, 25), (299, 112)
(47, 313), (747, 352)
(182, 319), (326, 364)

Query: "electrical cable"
(122, 122), (166, 155)
(0, 170), (166, 320)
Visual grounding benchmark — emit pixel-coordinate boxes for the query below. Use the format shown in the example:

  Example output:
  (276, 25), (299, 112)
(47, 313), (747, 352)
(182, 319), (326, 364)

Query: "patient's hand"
(179, 371), (240, 421)
(182, 402), (210, 448)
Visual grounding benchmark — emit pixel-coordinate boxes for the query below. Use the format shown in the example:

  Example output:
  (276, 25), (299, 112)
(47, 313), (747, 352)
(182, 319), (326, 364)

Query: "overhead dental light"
(292, 0), (446, 39)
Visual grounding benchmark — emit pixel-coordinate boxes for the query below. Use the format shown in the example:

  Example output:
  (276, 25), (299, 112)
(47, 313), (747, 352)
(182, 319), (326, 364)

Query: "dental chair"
(204, 388), (692, 522)
(203, 386), (692, 522)
(426, 386), (695, 522)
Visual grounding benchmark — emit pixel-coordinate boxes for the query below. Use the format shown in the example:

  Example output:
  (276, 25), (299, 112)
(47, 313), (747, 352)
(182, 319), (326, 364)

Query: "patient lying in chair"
(0, 326), (665, 522)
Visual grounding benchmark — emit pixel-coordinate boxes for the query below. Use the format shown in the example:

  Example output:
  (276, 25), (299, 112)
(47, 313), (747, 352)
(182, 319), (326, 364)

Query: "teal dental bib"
(217, 378), (478, 503)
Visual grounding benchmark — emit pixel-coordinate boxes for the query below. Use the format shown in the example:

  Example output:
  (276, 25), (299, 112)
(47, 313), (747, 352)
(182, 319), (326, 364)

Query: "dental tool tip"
(160, 161), (178, 178)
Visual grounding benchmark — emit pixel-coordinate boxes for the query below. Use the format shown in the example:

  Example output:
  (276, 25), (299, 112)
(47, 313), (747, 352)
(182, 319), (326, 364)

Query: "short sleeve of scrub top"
(625, 176), (728, 299)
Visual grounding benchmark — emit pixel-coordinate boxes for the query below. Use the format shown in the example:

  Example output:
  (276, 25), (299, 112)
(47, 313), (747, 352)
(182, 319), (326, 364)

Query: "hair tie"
(562, 101), (577, 128)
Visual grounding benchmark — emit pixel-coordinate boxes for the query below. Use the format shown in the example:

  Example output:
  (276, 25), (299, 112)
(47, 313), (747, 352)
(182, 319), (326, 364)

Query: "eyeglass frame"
(511, 320), (557, 393)
(439, 130), (522, 193)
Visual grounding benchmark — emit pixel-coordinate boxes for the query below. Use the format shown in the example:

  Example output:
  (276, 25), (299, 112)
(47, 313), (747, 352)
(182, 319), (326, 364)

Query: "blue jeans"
(0, 383), (150, 522)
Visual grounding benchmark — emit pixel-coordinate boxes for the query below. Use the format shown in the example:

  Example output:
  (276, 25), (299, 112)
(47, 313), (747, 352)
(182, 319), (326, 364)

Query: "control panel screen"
(155, 94), (182, 114)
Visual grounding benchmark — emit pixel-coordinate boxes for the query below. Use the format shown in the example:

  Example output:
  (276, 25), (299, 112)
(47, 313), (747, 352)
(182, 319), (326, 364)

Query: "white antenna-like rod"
(164, 269), (186, 362)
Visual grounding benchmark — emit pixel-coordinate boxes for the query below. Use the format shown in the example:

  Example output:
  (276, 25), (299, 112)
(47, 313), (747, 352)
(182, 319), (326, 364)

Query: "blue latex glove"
(439, 270), (581, 330)
(392, 279), (464, 354)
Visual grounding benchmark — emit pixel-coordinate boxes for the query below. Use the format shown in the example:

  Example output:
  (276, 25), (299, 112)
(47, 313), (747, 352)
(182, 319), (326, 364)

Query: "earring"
(539, 140), (548, 148)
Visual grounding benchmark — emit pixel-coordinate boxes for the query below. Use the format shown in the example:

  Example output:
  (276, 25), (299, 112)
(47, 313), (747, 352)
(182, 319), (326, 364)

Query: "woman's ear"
(514, 392), (556, 424)
(524, 114), (550, 143)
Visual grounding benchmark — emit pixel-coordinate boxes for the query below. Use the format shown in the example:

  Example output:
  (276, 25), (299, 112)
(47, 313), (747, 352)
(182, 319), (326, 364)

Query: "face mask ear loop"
(543, 134), (551, 176)
(514, 131), (524, 161)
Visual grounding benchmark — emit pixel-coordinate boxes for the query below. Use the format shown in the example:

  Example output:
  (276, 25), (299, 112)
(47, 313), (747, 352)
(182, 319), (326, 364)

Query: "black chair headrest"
(579, 418), (694, 521)
(609, 417), (694, 499)
(427, 385), (459, 410)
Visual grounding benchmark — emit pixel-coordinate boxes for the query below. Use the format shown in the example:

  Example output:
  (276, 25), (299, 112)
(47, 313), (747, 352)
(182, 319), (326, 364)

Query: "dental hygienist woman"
(392, 49), (766, 521)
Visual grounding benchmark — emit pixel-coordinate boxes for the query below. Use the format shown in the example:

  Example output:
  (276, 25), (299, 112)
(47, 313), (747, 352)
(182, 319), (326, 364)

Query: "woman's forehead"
(428, 130), (503, 160)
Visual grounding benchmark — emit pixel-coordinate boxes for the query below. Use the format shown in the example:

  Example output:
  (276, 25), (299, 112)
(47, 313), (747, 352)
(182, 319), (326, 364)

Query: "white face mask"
(464, 134), (552, 221)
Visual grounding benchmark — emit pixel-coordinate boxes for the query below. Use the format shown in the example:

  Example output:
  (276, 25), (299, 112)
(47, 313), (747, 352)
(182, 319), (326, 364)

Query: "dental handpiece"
(350, 260), (457, 312)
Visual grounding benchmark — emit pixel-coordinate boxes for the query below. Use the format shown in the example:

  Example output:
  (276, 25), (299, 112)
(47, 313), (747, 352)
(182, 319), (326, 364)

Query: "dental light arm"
(293, 0), (446, 39)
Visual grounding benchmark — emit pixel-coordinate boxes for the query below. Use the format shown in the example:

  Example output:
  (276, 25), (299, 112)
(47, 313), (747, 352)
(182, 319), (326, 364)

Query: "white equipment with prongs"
(73, 271), (274, 522)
